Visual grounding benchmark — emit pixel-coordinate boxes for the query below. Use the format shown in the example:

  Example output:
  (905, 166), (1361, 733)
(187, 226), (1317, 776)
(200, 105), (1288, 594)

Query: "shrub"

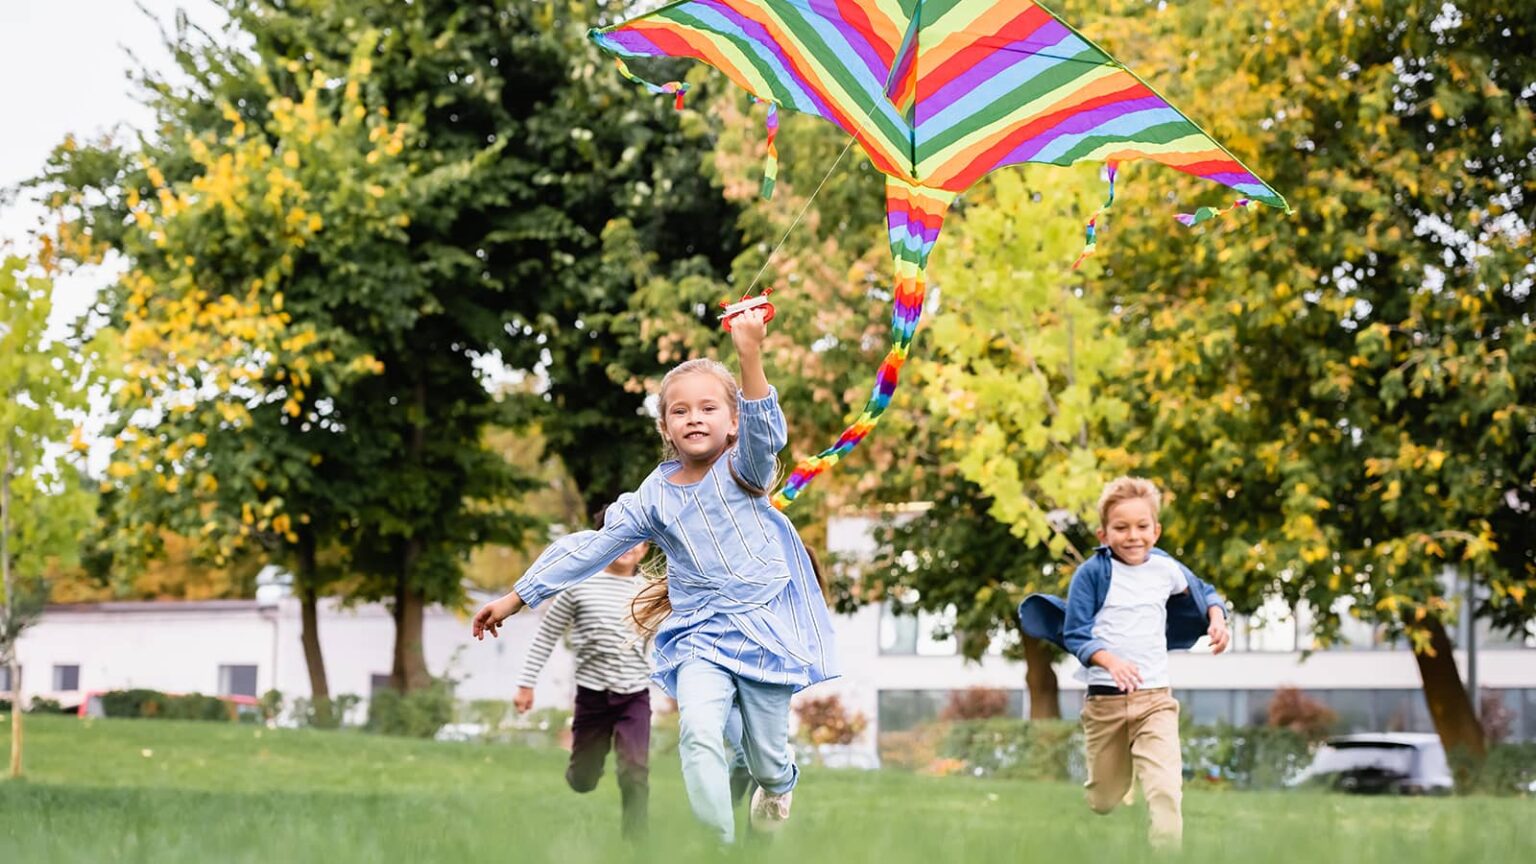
(26, 697), (68, 714)
(1267, 686), (1337, 741)
(1479, 690), (1517, 745)
(939, 718), (1080, 781)
(1464, 742), (1536, 795)
(793, 694), (868, 747)
(1182, 722), (1312, 789)
(290, 693), (361, 729)
(260, 690), (284, 724)
(96, 689), (256, 723)
(940, 687), (1010, 722)
(877, 724), (947, 773)
(366, 678), (455, 738)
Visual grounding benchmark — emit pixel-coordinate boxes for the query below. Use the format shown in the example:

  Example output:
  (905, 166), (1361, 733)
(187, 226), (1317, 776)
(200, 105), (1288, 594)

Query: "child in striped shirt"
(513, 508), (651, 840)
(475, 308), (837, 845)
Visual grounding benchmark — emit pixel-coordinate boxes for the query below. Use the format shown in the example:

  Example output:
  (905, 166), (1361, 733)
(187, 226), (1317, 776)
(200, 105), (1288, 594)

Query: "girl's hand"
(472, 592), (525, 640)
(729, 307), (769, 355)
(514, 687), (535, 714)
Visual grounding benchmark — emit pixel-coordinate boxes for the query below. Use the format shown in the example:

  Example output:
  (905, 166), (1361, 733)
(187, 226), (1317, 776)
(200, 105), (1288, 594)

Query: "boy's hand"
(729, 307), (769, 355)
(1207, 609), (1231, 655)
(514, 687), (535, 714)
(472, 592), (525, 640)
(1090, 650), (1143, 692)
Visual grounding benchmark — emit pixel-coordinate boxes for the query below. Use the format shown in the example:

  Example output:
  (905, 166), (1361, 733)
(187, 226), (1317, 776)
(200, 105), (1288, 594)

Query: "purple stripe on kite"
(693, 0), (843, 121)
(921, 21), (1075, 119)
(799, 1), (890, 88)
(888, 212), (941, 245)
(1199, 170), (1261, 187)
(1002, 97), (1174, 164)
(601, 30), (671, 58)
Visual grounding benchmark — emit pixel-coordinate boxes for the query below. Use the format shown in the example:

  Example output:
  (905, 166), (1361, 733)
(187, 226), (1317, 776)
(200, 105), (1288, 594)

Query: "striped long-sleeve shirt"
(513, 387), (839, 697)
(515, 571), (652, 694)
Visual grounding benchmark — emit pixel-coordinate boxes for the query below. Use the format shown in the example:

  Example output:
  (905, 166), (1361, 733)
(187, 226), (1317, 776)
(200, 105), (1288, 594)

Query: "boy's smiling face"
(1097, 497), (1162, 565)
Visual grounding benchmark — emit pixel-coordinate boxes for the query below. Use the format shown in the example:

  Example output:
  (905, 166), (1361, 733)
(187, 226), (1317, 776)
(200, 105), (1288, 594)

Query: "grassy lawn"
(0, 714), (1527, 863)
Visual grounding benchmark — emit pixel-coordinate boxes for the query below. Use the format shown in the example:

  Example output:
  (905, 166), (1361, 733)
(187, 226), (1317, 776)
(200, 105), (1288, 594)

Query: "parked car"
(1289, 733), (1454, 795)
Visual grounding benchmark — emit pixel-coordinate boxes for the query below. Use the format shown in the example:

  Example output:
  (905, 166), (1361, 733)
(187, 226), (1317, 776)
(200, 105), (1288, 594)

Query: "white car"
(1289, 733), (1455, 795)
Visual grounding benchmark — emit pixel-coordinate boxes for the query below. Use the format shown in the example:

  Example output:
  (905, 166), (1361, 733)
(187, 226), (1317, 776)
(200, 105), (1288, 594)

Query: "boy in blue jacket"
(1018, 477), (1230, 848)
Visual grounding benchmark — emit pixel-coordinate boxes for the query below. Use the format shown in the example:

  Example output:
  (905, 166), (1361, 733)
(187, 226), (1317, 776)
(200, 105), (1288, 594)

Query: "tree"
(1073, 0), (1535, 766)
(0, 256), (99, 777)
(38, 30), (460, 715)
(41, 0), (742, 695)
(865, 167), (1132, 718)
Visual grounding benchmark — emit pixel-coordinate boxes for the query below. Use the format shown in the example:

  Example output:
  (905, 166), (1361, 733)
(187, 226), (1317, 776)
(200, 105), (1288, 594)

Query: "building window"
(878, 602), (958, 656)
(370, 673), (395, 695)
(218, 664), (259, 698)
(52, 665), (80, 692)
(0, 665), (17, 693)
(876, 688), (1024, 733)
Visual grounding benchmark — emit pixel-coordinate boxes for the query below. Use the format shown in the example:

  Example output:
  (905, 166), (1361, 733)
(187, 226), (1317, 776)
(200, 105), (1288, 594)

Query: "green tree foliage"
(1076, 0), (1535, 762)
(1, 256), (100, 776)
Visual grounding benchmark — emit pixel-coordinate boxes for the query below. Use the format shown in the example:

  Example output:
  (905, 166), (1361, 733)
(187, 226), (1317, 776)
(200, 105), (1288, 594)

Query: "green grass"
(0, 714), (1527, 863)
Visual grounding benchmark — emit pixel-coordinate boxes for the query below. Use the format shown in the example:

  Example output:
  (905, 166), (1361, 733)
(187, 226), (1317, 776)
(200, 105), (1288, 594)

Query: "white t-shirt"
(1085, 555), (1189, 690)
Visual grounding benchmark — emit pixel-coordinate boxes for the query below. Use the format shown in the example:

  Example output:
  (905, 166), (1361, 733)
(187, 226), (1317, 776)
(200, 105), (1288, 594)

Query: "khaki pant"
(1081, 688), (1183, 848)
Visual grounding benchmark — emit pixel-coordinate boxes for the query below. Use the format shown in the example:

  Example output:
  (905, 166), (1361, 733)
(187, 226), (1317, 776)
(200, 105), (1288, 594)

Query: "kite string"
(740, 133), (858, 298)
(740, 79), (897, 298)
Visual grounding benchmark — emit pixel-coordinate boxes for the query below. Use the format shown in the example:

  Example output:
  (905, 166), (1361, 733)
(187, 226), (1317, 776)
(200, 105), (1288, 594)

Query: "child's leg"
(1128, 690), (1183, 849)
(612, 690), (652, 840)
(1081, 694), (1134, 814)
(733, 676), (797, 795)
(724, 703), (755, 807)
(675, 660), (739, 843)
(566, 686), (615, 794)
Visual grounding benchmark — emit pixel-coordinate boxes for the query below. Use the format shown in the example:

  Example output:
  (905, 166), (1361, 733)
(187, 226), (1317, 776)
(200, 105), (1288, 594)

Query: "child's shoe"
(748, 787), (792, 833)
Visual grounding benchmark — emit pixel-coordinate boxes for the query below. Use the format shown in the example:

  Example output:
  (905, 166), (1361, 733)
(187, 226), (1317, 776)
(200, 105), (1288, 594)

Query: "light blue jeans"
(676, 659), (797, 843)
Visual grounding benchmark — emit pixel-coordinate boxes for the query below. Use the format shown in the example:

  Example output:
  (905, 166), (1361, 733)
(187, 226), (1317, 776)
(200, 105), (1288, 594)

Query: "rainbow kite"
(591, 0), (1289, 509)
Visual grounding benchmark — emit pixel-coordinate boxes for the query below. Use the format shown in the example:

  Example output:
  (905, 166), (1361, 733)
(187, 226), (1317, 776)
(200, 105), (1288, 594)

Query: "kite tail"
(772, 179), (956, 510)
(609, 56), (688, 109)
(1071, 161), (1118, 270)
(1176, 197), (1255, 226)
(751, 97), (779, 200)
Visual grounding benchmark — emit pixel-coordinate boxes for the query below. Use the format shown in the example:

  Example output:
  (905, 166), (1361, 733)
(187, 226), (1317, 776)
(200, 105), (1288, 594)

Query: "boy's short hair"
(1097, 476), (1163, 526)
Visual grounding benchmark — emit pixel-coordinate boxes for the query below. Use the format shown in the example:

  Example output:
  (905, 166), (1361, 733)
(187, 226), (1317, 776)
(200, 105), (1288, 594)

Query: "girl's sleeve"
(732, 385), (788, 491)
(512, 493), (651, 608)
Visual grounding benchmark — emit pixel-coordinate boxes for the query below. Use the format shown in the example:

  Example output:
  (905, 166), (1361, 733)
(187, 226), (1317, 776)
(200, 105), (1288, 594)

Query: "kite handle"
(718, 290), (776, 332)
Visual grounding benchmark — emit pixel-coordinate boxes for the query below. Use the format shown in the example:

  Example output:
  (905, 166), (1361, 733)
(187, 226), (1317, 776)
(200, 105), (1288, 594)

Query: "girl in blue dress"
(473, 308), (837, 844)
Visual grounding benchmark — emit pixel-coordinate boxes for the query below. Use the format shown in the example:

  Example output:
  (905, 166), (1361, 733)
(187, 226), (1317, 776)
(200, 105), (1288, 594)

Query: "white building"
(9, 517), (1536, 746)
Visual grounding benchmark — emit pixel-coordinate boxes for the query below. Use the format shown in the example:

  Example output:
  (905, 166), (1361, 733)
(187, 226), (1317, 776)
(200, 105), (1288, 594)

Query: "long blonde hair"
(628, 360), (793, 633)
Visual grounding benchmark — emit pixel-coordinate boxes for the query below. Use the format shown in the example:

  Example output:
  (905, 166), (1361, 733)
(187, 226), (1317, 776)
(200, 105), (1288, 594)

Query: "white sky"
(0, 0), (220, 321)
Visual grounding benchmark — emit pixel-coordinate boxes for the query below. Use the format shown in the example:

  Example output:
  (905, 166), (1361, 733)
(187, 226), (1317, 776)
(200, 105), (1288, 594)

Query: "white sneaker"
(749, 787), (793, 833)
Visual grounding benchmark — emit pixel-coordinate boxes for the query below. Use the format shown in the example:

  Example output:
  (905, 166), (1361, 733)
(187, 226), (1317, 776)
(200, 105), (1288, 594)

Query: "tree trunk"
(390, 540), (431, 693)
(295, 531), (334, 727)
(1023, 634), (1061, 720)
(2, 441), (20, 778)
(1414, 617), (1486, 780)
(388, 379), (432, 695)
(8, 663), (21, 779)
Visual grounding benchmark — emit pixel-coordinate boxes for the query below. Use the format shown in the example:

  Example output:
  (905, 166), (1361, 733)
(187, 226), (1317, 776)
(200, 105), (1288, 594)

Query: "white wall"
(13, 596), (582, 718)
(13, 593), (1536, 741)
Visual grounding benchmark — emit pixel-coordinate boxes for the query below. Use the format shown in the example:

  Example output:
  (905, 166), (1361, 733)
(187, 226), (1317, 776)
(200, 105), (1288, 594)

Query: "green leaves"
(1, 257), (99, 646)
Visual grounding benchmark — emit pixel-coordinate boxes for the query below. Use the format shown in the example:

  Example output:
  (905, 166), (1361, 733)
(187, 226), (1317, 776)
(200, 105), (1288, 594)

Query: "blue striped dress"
(512, 387), (839, 697)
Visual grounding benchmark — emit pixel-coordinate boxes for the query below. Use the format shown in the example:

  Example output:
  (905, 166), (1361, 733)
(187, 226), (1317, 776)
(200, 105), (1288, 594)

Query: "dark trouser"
(567, 686), (651, 839)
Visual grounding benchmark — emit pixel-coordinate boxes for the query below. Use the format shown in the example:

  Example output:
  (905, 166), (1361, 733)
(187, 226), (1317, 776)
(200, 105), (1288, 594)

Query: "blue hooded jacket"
(1017, 546), (1229, 667)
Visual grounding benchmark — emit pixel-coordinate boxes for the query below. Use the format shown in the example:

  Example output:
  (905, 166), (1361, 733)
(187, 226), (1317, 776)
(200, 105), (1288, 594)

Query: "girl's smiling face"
(662, 371), (738, 465)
